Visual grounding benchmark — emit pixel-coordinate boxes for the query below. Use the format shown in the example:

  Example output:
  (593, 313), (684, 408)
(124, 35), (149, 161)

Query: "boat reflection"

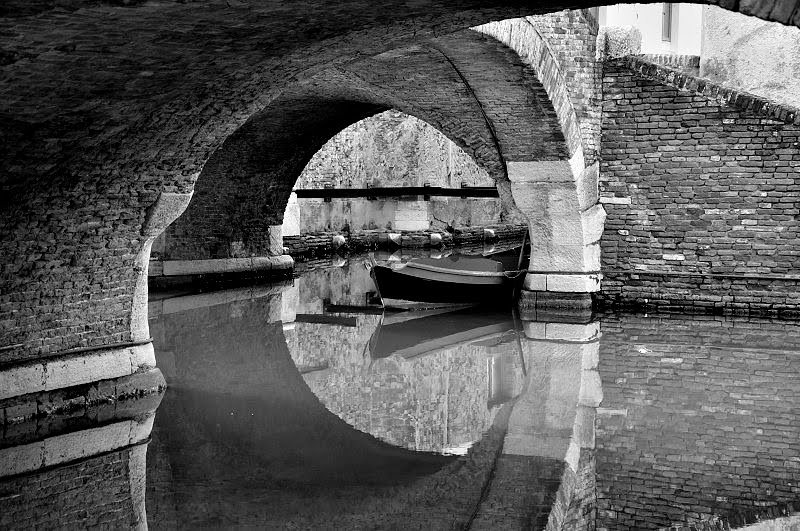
(293, 302), (528, 456)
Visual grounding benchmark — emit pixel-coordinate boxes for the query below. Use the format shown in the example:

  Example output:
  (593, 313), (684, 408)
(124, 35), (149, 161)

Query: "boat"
(367, 305), (516, 360)
(368, 240), (528, 306)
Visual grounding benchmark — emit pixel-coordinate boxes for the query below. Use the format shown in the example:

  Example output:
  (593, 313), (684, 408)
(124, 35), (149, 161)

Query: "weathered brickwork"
(526, 10), (602, 163)
(0, 448), (142, 529)
(161, 29), (567, 262)
(599, 60), (800, 315)
(595, 313), (800, 529)
(0, 18), (566, 363)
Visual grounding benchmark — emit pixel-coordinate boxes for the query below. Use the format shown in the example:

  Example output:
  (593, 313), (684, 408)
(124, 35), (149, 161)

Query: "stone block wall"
(599, 61), (800, 315)
(292, 196), (511, 234)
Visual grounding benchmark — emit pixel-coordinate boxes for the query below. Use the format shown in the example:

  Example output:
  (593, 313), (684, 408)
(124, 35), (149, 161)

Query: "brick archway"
(2, 0), (798, 393)
(164, 29), (574, 265)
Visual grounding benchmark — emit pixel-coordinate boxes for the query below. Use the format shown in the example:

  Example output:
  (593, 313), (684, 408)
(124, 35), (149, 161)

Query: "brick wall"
(595, 313), (800, 528)
(0, 448), (143, 529)
(526, 10), (602, 163)
(4, 0), (798, 366)
(3, 2), (560, 364)
(599, 60), (800, 315)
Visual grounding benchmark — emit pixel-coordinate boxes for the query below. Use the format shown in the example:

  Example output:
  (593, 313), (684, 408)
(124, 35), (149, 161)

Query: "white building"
(595, 3), (704, 56)
(594, 3), (800, 106)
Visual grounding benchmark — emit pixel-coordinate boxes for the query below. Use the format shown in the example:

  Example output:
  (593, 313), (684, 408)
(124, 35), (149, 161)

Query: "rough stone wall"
(295, 197), (509, 233)
(701, 6), (800, 108)
(296, 110), (493, 189)
(599, 61), (800, 315)
(0, 448), (142, 529)
(595, 313), (800, 529)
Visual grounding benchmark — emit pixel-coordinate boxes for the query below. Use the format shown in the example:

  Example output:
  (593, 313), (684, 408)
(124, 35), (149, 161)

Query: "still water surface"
(2, 253), (800, 529)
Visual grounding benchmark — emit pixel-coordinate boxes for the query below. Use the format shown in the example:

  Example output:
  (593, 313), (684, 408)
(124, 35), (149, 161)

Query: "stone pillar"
(517, 318), (602, 469)
(507, 161), (605, 312)
(268, 224), (284, 256)
(503, 318), (602, 466)
(132, 192), (193, 342)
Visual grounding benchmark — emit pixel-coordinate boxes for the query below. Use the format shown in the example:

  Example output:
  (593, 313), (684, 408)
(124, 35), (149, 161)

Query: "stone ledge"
(522, 321), (600, 342)
(518, 291), (595, 314)
(614, 55), (800, 125)
(0, 343), (156, 401)
(0, 399), (157, 478)
(148, 282), (291, 320)
(155, 255), (293, 276)
(639, 53), (699, 70)
(523, 273), (602, 292)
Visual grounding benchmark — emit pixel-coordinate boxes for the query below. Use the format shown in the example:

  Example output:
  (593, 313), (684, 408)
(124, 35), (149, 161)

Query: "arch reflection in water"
(3, 256), (799, 529)
(145, 257), (583, 528)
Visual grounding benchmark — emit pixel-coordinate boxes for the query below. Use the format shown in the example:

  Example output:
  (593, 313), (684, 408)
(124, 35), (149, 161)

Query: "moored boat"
(369, 251), (525, 305)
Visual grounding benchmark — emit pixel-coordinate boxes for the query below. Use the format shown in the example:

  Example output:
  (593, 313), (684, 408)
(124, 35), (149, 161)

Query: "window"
(662, 3), (673, 42)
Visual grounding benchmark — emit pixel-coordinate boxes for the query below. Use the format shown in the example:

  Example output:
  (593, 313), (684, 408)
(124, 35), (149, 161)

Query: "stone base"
(518, 290), (595, 322)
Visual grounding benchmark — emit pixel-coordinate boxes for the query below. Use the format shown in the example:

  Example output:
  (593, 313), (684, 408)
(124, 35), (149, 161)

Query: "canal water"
(1, 253), (799, 529)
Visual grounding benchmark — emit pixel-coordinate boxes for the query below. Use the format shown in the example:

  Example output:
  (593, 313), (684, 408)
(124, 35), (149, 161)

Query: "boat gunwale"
(390, 261), (510, 278)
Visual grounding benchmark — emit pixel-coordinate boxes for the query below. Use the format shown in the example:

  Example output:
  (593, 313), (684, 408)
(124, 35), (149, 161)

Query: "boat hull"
(371, 264), (517, 305)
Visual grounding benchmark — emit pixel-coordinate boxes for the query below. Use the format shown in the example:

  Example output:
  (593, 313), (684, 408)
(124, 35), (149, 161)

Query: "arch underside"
(167, 29), (583, 271)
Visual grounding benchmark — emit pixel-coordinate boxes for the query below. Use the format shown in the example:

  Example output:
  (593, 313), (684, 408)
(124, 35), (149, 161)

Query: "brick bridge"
(1, 0), (799, 397)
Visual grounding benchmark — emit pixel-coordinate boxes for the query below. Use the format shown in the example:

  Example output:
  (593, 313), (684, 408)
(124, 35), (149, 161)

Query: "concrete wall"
(599, 3), (704, 55)
(701, 6), (800, 108)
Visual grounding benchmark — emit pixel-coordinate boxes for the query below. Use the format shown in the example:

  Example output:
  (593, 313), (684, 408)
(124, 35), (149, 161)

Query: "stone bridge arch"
(2, 0), (799, 395)
(164, 26), (599, 308)
(476, 11), (605, 308)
